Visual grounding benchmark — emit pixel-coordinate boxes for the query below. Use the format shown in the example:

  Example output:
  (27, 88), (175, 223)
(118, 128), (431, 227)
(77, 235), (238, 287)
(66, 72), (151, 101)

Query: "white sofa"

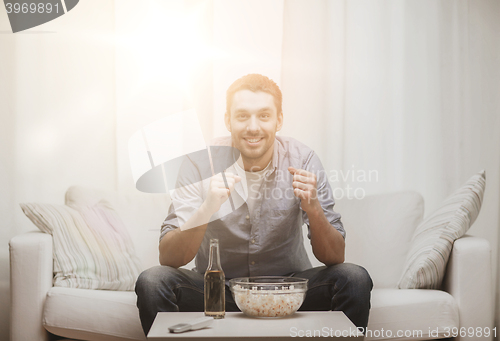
(10, 187), (493, 341)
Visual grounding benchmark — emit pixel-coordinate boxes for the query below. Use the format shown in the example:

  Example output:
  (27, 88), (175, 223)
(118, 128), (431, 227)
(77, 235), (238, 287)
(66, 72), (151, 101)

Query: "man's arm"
(303, 205), (345, 265)
(159, 172), (240, 268)
(289, 166), (345, 266)
(159, 204), (211, 268)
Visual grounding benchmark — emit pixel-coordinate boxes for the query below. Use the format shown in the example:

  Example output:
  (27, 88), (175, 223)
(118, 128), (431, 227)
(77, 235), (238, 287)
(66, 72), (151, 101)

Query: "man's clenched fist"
(202, 172), (241, 215)
(288, 166), (321, 214)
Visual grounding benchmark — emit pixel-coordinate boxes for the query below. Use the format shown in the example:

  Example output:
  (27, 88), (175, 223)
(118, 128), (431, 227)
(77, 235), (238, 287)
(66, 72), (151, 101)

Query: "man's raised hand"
(288, 167), (321, 214)
(202, 172), (241, 216)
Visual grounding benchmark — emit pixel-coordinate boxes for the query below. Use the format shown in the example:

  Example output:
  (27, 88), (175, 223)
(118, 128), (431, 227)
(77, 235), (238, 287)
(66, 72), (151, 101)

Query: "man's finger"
(224, 177), (236, 185)
(293, 181), (310, 191)
(223, 172), (239, 179)
(227, 175), (242, 184)
(212, 180), (226, 188)
(289, 166), (313, 177)
(213, 188), (228, 197)
(293, 174), (311, 183)
(216, 172), (241, 183)
(294, 188), (307, 200)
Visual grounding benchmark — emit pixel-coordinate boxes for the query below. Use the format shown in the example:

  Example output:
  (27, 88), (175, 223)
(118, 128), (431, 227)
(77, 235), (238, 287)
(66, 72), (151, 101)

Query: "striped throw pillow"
(20, 200), (142, 291)
(398, 170), (486, 289)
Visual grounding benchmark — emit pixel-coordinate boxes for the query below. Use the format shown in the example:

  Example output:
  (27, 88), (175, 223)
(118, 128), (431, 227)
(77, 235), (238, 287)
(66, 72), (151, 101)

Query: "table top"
(148, 311), (364, 340)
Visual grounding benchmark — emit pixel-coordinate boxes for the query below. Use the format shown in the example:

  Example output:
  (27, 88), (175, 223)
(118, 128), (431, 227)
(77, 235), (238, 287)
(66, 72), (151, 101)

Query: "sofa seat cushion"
(43, 288), (458, 341)
(367, 289), (459, 340)
(43, 287), (145, 341)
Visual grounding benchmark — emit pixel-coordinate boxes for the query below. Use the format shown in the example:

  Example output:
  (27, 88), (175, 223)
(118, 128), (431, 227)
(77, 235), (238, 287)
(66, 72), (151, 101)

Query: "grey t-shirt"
(160, 136), (345, 279)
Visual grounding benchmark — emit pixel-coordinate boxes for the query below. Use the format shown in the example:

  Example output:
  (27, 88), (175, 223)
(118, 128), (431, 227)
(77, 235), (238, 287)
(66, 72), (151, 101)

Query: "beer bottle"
(204, 239), (225, 318)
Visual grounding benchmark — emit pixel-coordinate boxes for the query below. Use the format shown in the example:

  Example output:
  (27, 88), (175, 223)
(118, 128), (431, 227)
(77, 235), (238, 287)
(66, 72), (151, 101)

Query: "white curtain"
(280, 0), (500, 328)
(114, 0), (500, 331)
(0, 1), (117, 339)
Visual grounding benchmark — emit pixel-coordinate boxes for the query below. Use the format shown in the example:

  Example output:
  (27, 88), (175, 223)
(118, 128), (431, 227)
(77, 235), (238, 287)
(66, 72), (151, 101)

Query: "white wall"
(0, 1), (116, 340)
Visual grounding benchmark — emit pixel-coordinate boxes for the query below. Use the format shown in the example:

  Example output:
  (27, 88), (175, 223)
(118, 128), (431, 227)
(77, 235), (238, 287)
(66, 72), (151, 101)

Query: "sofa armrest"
(443, 234), (493, 341)
(10, 231), (53, 341)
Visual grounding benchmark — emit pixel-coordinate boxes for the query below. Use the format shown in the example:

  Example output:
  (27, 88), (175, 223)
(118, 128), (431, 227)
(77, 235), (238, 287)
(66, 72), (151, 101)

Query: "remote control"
(168, 316), (214, 333)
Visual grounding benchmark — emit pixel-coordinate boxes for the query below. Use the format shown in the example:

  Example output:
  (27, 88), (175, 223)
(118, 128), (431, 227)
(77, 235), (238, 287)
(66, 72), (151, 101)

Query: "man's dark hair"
(226, 74), (283, 115)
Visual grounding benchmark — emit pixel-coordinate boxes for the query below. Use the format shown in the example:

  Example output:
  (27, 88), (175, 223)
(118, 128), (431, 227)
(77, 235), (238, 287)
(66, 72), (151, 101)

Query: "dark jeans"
(135, 263), (373, 336)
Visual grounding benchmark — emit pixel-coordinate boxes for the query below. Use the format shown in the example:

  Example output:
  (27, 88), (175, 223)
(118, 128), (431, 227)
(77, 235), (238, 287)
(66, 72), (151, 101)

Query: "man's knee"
(325, 263), (373, 291)
(135, 265), (182, 295)
(344, 263), (372, 289)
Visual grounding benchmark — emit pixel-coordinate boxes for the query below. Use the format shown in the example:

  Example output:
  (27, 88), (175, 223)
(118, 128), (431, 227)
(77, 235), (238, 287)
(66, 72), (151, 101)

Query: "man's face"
(225, 90), (283, 169)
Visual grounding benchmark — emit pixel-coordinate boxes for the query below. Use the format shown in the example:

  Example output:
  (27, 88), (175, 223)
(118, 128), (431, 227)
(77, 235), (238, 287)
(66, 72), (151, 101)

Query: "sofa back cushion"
(334, 191), (424, 289)
(65, 186), (170, 271)
(65, 187), (424, 287)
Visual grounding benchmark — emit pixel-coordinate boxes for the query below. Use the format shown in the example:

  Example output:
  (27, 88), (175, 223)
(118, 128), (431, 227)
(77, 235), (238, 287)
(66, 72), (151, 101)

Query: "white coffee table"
(148, 311), (364, 340)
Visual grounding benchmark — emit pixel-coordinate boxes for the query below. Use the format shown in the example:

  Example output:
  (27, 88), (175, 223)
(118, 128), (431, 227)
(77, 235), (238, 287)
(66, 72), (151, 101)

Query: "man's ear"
(224, 112), (231, 132)
(276, 111), (284, 132)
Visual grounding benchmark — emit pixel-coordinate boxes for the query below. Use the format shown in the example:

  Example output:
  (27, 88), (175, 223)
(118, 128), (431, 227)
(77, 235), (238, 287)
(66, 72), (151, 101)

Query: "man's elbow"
(322, 253), (345, 267)
(159, 250), (192, 268)
(333, 253), (345, 265)
(313, 240), (345, 266)
(332, 237), (346, 264)
(159, 253), (173, 267)
(312, 247), (344, 266)
(159, 255), (182, 268)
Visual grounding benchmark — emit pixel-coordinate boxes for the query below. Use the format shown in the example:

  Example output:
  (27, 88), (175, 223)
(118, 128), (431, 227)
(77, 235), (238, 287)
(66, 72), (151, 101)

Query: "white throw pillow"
(65, 186), (171, 270)
(20, 200), (142, 291)
(398, 170), (486, 289)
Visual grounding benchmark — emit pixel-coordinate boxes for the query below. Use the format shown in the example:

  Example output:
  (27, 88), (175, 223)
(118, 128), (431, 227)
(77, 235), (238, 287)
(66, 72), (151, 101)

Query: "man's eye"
(261, 114), (269, 119)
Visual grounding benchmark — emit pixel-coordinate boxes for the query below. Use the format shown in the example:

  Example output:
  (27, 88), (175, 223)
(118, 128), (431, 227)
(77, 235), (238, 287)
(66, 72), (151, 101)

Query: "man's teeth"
(247, 138), (261, 143)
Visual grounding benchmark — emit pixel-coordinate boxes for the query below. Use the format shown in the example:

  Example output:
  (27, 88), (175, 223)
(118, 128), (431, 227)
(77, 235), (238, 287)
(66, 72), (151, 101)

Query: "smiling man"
(135, 74), (373, 336)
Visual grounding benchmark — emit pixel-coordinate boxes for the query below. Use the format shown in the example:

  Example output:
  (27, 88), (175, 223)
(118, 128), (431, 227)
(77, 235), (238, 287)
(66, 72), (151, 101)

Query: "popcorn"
(232, 284), (305, 317)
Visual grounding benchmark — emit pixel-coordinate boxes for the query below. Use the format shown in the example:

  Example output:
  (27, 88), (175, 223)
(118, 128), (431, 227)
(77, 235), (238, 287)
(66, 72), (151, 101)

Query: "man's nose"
(246, 116), (260, 133)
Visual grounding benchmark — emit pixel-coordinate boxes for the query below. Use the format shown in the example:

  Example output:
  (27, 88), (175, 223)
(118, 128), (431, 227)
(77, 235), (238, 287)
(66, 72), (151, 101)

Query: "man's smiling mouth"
(244, 137), (264, 144)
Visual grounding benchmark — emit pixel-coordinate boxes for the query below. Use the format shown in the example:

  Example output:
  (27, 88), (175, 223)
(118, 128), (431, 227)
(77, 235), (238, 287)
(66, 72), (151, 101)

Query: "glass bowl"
(229, 276), (308, 318)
